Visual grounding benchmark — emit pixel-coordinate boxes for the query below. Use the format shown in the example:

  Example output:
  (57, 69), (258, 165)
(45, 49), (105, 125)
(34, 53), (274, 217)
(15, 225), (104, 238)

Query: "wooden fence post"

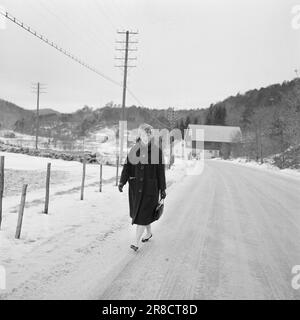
(43, 163), (51, 214)
(80, 158), (86, 200)
(99, 163), (103, 192)
(115, 155), (119, 186)
(169, 137), (174, 169)
(15, 184), (28, 239)
(0, 156), (4, 229)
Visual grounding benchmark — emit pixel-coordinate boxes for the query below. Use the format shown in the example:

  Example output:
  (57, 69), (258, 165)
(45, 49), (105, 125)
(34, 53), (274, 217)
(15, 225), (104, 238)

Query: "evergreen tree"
(185, 116), (191, 129)
(205, 105), (226, 125)
(214, 106), (226, 125)
(205, 104), (214, 125)
(179, 119), (185, 136)
(14, 118), (25, 133)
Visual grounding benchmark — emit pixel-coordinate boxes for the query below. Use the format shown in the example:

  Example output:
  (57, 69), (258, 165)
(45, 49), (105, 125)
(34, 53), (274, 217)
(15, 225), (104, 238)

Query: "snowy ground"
(1, 157), (299, 300)
(0, 152), (187, 299)
(215, 157), (300, 178)
(1, 153), (299, 299)
(0, 150), (116, 196)
(100, 160), (300, 300)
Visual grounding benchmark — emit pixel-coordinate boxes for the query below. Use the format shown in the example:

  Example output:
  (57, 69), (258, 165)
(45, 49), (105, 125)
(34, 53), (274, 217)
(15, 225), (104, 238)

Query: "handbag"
(153, 199), (164, 221)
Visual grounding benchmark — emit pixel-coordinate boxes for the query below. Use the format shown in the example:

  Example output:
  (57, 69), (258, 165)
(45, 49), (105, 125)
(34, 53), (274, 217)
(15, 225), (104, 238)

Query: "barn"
(184, 124), (242, 159)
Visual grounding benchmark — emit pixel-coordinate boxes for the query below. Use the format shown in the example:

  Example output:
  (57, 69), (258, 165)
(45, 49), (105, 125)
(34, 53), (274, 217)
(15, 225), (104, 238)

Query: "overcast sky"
(0, 0), (299, 112)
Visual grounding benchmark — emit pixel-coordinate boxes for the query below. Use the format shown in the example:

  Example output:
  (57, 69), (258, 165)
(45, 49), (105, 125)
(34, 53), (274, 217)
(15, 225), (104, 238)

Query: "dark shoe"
(141, 234), (153, 242)
(130, 244), (139, 251)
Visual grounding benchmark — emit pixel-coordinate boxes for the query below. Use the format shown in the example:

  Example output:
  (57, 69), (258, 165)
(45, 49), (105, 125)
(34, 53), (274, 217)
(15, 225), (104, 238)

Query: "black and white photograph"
(0, 0), (300, 305)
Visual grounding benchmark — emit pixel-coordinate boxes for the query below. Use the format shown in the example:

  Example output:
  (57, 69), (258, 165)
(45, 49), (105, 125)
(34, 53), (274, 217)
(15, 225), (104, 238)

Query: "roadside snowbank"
(215, 157), (300, 179)
(0, 155), (188, 299)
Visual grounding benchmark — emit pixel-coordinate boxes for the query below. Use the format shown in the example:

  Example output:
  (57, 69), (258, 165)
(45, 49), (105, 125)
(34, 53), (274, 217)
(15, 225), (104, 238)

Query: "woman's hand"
(160, 189), (166, 199)
(118, 183), (124, 192)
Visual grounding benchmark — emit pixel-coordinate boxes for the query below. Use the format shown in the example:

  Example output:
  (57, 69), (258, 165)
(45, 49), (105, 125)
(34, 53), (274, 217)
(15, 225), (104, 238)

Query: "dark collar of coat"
(135, 138), (158, 153)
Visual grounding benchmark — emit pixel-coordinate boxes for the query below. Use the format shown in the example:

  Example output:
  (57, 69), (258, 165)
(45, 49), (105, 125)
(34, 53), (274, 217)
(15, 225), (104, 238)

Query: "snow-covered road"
(99, 160), (300, 300)
(1, 159), (300, 299)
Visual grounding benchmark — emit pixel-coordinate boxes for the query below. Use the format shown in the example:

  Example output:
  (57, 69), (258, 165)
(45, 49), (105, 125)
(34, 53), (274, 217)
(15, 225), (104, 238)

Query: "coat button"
(140, 177), (143, 182)
(141, 165), (144, 170)
(138, 189), (142, 193)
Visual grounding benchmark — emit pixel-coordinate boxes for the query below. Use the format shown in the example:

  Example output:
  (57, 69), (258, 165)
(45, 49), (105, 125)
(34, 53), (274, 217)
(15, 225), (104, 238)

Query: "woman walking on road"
(118, 123), (166, 251)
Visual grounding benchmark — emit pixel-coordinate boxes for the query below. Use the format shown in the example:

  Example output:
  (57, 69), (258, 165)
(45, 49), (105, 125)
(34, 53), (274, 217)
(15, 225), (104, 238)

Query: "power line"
(0, 10), (121, 87)
(127, 88), (144, 107)
(109, 0), (128, 27)
(38, 0), (114, 54)
(0, 9), (147, 110)
(93, 0), (117, 32)
(75, 1), (116, 53)
(36, 0), (112, 57)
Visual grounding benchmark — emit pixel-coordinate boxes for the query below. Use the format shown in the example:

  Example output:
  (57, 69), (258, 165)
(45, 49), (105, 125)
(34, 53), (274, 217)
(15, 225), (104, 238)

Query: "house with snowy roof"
(185, 124), (242, 158)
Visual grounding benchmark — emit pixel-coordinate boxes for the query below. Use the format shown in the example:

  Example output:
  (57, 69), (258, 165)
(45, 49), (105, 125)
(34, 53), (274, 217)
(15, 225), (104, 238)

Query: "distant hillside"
(0, 95), (208, 140)
(3, 76), (299, 169)
(204, 78), (300, 165)
(0, 99), (33, 129)
(30, 108), (61, 116)
(5, 102), (201, 141)
(0, 99), (62, 130)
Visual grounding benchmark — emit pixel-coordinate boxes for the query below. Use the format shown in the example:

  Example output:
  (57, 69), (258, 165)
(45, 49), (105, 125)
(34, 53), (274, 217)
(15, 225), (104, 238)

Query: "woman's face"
(140, 128), (152, 145)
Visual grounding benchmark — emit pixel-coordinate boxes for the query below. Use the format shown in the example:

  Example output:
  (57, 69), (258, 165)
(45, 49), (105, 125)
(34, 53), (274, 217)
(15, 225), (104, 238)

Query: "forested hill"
(0, 99), (33, 129)
(1, 77), (300, 167)
(198, 78), (300, 165)
(0, 101), (183, 139)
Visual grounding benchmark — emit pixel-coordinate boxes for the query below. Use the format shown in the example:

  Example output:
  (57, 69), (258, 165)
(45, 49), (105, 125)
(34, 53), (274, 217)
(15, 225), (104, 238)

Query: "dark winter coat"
(119, 138), (166, 225)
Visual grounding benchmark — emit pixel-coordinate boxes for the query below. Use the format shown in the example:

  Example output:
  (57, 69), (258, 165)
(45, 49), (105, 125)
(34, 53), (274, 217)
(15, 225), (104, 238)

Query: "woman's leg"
(145, 224), (152, 237)
(135, 225), (146, 247)
(141, 224), (152, 241)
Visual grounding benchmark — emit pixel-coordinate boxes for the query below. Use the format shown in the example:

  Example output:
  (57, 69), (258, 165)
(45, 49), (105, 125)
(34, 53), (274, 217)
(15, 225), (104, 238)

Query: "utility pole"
(32, 82), (46, 150)
(121, 31), (129, 123)
(167, 107), (176, 130)
(36, 82), (40, 150)
(258, 119), (263, 164)
(115, 30), (138, 184)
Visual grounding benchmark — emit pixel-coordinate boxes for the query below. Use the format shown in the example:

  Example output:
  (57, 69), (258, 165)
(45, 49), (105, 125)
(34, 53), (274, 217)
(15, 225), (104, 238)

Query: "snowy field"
(1, 156), (299, 299)
(0, 152), (187, 299)
(1, 151), (299, 299)
(0, 151), (116, 196)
